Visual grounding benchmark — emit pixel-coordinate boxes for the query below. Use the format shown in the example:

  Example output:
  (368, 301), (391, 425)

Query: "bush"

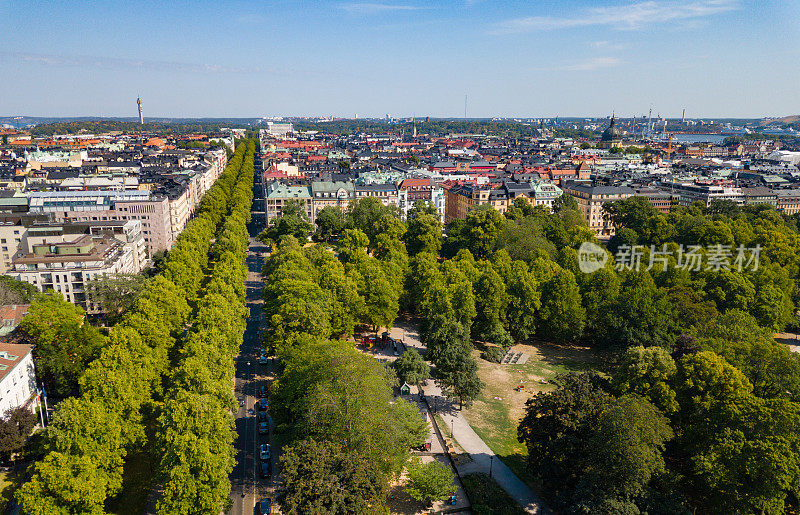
(481, 345), (506, 363)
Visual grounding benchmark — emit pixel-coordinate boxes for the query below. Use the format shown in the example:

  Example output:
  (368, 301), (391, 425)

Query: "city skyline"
(1, 0), (798, 118)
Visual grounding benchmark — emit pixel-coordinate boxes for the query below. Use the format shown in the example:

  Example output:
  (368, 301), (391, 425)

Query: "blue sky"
(1, 0), (797, 118)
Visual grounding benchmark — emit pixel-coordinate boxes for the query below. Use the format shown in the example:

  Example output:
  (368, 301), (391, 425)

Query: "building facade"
(0, 342), (38, 419)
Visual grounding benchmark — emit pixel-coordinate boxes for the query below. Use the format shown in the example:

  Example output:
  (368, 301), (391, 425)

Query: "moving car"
(260, 443), (271, 460)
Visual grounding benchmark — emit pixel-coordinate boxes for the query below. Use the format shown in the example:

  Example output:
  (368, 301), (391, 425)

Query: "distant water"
(672, 134), (727, 144)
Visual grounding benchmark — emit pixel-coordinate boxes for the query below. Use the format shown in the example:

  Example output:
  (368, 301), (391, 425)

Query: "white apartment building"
(666, 181), (744, 206)
(0, 342), (38, 419)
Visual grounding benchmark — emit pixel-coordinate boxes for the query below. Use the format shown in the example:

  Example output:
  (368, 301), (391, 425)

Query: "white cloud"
(0, 51), (302, 76)
(591, 40), (625, 50)
(493, 0), (737, 34)
(339, 2), (424, 14)
(562, 56), (622, 71)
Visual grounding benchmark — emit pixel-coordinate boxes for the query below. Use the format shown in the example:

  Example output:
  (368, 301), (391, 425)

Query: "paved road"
(388, 320), (549, 515)
(228, 162), (274, 515)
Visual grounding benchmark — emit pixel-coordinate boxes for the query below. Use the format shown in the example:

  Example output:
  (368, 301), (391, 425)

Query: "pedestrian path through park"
(388, 322), (549, 515)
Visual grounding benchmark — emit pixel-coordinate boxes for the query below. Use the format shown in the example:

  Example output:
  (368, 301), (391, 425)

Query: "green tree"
(313, 206), (348, 241)
(393, 348), (430, 387)
(473, 261), (509, 338)
(577, 395), (673, 502)
(353, 256), (399, 330)
(348, 197), (402, 248)
(553, 193), (580, 215)
(20, 293), (106, 397)
(0, 406), (36, 461)
(538, 268), (585, 343)
(404, 213), (442, 256)
(423, 317), (470, 365)
(280, 439), (388, 515)
(0, 275), (38, 304)
(613, 346), (678, 413)
(260, 199), (313, 244)
(85, 273), (147, 324)
(518, 372), (611, 504)
(462, 206), (505, 259)
(434, 344), (483, 409)
(16, 452), (111, 515)
(504, 260), (541, 341)
(697, 310), (800, 399)
(404, 458), (456, 505)
(606, 270), (677, 348)
(408, 200), (438, 219)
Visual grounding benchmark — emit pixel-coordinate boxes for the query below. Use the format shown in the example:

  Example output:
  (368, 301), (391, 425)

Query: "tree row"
(17, 140), (255, 514)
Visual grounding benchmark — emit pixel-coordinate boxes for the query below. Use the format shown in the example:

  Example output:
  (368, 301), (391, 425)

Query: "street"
(228, 158), (273, 515)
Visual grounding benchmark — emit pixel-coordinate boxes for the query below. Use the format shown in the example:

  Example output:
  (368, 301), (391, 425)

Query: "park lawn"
(461, 473), (527, 515)
(463, 342), (600, 485)
(106, 451), (154, 515)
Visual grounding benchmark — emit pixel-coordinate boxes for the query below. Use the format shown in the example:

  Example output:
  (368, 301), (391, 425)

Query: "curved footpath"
(389, 322), (549, 515)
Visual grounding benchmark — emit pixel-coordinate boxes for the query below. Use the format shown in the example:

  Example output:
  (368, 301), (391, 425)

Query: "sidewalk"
(389, 320), (549, 515)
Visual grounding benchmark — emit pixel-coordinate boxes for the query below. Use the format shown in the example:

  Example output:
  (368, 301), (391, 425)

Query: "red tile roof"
(0, 305), (29, 331)
(0, 342), (32, 384)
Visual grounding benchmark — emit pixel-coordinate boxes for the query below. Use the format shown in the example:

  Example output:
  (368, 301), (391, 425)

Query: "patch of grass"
(461, 473), (526, 515)
(0, 469), (24, 510)
(463, 342), (599, 490)
(106, 451), (154, 515)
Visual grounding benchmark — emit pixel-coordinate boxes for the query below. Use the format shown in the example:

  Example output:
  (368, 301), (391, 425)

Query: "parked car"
(260, 461), (272, 479)
(259, 422), (269, 435)
(259, 385), (269, 398)
(258, 355), (268, 365)
(259, 497), (272, 514)
(258, 398), (269, 411)
(257, 411), (268, 422)
(260, 443), (271, 460)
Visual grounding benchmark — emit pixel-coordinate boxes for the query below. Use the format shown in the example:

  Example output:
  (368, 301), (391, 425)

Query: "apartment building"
(29, 190), (174, 255)
(776, 189), (800, 215)
(531, 182), (564, 210)
(397, 179), (445, 223)
(0, 342), (38, 418)
(0, 221), (24, 273)
(310, 181), (355, 223)
(741, 186), (778, 207)
(9, 220), (146, 313)
(561, 181), (635, 238)
(263, 182), (312, 224)
(443, 183), (494, 224)
(355, 184), (399, 209)
(665, 181), (744, 207)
